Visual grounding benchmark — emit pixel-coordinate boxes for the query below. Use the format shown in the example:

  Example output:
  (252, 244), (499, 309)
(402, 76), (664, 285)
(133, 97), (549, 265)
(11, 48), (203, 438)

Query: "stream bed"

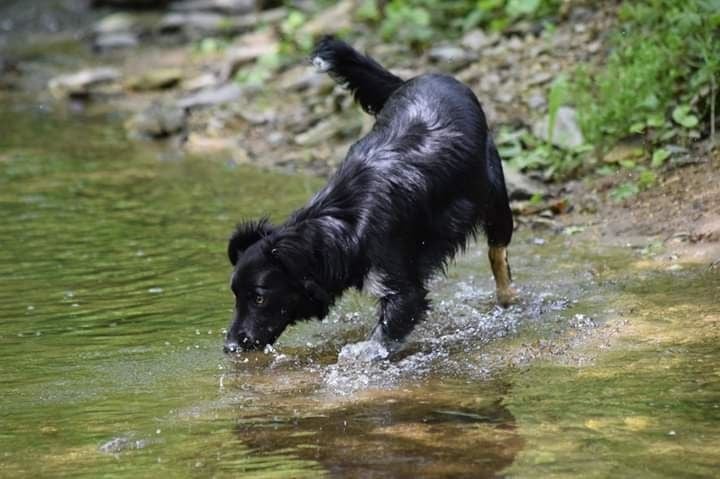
(1, 78), (719, 478)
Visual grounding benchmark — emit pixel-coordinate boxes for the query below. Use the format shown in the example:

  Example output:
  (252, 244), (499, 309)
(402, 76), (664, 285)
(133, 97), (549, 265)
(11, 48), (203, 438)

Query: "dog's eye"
(254, 294), (265, 305)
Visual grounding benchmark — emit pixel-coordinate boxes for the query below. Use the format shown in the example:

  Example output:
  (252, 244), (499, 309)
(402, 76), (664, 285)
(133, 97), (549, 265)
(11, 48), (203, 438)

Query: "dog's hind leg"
(488, 245), (515, 307)
(484, 138), (517, 307)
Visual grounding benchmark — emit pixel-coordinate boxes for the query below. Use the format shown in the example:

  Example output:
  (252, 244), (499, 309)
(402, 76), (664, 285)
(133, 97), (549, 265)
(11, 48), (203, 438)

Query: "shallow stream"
(1, 52), (719, 479)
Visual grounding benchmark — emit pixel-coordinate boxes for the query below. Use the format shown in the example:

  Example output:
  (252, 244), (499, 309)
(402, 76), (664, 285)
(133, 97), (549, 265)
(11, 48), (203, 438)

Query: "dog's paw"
(496, 286), (518, 308)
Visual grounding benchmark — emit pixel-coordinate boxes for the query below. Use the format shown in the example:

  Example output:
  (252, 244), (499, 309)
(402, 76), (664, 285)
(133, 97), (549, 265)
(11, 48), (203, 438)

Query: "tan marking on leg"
(489, 245), (516, 307)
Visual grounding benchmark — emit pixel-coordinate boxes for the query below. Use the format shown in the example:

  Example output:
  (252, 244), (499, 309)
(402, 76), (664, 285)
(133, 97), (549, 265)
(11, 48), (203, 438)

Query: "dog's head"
(224, 219), (331, 353)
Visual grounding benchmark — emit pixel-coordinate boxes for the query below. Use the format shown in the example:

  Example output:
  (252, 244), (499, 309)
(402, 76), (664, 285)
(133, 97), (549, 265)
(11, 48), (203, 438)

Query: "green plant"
(496, 126), (591, 180)
(360, 0), (561, 47)
(573, 0), (720, 153)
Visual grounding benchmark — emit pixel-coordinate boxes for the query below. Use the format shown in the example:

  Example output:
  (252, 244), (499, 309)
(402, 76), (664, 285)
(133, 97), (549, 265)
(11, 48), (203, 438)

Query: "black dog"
(224, 36), (515, 353)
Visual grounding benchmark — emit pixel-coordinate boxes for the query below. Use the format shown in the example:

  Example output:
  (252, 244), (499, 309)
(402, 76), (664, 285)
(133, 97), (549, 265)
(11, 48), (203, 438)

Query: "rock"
(294, 116), (361, 147)
(278, 65), (331, 92)
(93, 13), (137, 35)
(93, 32), (139, 51)
(526, 93), (546, 109)
(428, 45), (473, 70)
(602, 140), (644, 164)
(126, 68), (183, 91)
(176, 83), (243, 109)
(298, 0), (353, 36)
(185, 133), (243, 153)
(526, 71), (553, 87)
(532, 107), (584, 150)
(126, 103), (187, 139)
(182, 72), (219, 91)
(158, 12), (232, 35)
(503, 164), (548, 200)
(159, 7), (285, 36)
(91, 0), (170, 7)
(48, 67), (120, 98)
(461, 29), (497, 51)
(219, 29), (279, 81)
(171, 0), (257, 14)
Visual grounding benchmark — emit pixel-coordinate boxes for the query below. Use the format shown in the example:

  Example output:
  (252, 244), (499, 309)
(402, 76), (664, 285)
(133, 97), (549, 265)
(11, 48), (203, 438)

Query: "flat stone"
(503, 164), (548, 200)
(428, 45), (474, 70)
(176, 83), (243, 109)
(461, 29), (497, 51)
(126, 68), (183, 91)
(299, 0), (353, 36)
(171, 0), (256, 14)
(159, 8), (285, 36)
(182, 72), (219, 91)
(219, 30), (279, 81)
(278, 65), (331, 92)
(93, 13), (136, 35)
(158, 12), (230, 34)
(126, 103), (187, 139)
(602, 141), (644, 164)
(93, 32), (139, 50)
(91, 0), (170, 7)
(48, 67), (120, 98)
(294, 116), (361, 147)
(532, 106), (584, 150)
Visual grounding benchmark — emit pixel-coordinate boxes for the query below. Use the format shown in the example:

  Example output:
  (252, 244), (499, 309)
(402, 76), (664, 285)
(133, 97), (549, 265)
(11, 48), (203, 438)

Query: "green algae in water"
(505, 271), (720, 478)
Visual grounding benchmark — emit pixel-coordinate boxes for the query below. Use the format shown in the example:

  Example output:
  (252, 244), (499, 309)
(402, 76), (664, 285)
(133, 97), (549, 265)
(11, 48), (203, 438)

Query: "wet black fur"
(224, 36), (513, 352)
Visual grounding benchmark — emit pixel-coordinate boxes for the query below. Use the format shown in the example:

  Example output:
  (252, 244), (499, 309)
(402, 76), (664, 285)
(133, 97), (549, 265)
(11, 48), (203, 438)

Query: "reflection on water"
(1, 91), (719, 478)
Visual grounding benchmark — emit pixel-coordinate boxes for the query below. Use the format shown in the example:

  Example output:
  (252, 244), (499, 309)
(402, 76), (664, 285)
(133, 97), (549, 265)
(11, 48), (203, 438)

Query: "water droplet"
(148, 287), (163, 294)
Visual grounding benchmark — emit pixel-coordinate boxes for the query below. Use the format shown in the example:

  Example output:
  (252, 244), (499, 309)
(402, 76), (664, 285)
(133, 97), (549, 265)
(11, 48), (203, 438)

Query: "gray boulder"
(176, 83), (243, 109)
(126, 103), (187, 139)
(502, 164), (548, 200)
(532, 106), (584, 150)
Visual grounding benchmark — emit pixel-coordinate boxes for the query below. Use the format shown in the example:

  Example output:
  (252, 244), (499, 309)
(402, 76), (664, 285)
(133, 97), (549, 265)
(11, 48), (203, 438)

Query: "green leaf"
(529, 193), (544, 205)
(651, 148), (671, 168)
(629, 122), (646, 134)
(672, 105), (699, 128)
(610, 182), (640, 201)
(646, 114), (665, 128)
(638, 169), (657, 189)
(506, 0), (542, 17)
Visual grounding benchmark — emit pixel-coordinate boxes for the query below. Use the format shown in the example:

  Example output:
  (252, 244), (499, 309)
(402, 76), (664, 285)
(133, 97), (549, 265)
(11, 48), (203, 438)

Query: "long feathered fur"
(311, 35), (405, 116)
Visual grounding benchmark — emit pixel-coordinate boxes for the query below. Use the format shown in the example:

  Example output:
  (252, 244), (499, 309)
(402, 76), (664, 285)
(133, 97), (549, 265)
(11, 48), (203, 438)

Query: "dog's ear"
(266, 231), (333, 318)
(301, 277), (332, 313)
(228, 218), (274, 266)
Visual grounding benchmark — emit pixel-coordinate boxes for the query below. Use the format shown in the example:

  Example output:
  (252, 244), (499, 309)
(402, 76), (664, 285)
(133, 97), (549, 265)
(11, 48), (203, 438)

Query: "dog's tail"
(311, 35), (405, 116)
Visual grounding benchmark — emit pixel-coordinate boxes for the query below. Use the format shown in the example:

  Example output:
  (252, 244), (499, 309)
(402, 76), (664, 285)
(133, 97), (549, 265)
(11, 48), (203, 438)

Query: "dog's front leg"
(369, 286), (429, 350)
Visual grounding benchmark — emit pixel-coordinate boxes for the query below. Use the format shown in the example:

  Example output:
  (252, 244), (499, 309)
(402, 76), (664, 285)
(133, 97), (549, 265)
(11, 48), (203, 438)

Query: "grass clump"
(573, 0), (720, 153)
(356, 0), (561, 48)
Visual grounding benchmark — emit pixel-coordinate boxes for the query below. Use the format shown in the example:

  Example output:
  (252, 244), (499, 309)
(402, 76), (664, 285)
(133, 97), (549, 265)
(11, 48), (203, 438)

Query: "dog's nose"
(223, 341), (239, 354)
